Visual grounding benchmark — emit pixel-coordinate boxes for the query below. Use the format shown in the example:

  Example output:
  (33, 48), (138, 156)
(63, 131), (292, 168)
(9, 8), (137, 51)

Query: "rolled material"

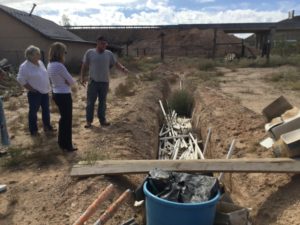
(73, 184), (114, 225)
(94, 189), (132, 225)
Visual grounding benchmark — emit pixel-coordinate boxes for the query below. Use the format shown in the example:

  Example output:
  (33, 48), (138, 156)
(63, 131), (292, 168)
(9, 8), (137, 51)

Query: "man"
(80, 36), (128, 128)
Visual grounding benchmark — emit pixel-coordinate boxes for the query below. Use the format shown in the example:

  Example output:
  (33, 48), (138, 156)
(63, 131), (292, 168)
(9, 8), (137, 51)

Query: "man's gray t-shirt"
(83, 49), (116, 82)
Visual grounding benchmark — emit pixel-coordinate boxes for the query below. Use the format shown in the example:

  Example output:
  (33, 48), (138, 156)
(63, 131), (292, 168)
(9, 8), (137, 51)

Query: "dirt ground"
(1, 58), (300, 225)
(193, 65), (300, 225)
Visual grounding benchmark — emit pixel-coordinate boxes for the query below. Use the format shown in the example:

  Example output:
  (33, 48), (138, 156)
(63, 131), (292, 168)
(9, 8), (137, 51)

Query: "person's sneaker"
(0, 148), (7, 157)
(30, 131), (40, 136)
(100, 121), (111, 127)
(84, 123), (92, 129)
(60, 145), (78, 152)
(65, 145), (78, 152)
(66, 147), (78, 152)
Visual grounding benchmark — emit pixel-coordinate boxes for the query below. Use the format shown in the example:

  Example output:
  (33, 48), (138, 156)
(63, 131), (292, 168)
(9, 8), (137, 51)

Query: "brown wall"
(63, 42), (95, 73)
(0, 12), (49, 66)
(0, 12), (94, 72)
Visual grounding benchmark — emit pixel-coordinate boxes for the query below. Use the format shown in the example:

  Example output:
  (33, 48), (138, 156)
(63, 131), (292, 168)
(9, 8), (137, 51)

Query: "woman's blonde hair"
(48, 42), (67, 62)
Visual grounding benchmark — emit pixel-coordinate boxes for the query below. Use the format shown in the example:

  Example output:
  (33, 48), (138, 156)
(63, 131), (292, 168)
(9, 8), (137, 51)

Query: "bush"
(168, 89), (194, 117)
(114, 77), (136, 97)
(198, 59), (216, 71)
(228, 55), (300, 68)
(264, 68), (300, 90)
(121, 56), (161, 72)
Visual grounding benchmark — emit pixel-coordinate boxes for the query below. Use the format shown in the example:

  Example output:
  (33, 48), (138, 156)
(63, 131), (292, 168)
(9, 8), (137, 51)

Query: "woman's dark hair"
(48, 42), (67, 62)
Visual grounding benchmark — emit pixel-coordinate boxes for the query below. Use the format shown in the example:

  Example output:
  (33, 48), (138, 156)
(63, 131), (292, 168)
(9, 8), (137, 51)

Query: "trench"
(147, 78), (287, 225)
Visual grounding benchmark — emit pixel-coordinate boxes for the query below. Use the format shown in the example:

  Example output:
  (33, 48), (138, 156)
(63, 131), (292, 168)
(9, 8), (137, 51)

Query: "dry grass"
(191, 70), (223, 88)
(122, 56), (161, 72)
(168, 89), (194, 117)
(239, 88), (255, 95)
(81, 149), (107, 165)
(115, 76), (138, 97)
(5, 98), (21, 111)
(198, 59), (216, 71)
(224, 54), (300, 69)
(0, 146), (25, 168)
(264, 68), (300, 90)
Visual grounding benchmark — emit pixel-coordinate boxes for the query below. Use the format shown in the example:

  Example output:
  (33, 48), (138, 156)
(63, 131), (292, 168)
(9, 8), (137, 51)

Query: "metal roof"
(0, 4), (92, 43)
(67, 16), (300, 34)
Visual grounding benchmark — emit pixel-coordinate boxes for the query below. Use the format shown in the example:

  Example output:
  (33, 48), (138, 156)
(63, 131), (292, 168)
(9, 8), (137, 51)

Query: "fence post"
(160, 32), (165, 61)
(241, 39), (245, 57)
(212, 28), (217, 59)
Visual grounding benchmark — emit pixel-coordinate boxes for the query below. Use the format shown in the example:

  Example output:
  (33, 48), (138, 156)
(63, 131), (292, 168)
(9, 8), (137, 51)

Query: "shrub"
(228, 55), (300, 68)
(168, 89), (194, 117)
(121, 56), (161, 72)
(114, 77), (136, 97)
(264, 68), (300, 90)
(198, 59), (216, 71)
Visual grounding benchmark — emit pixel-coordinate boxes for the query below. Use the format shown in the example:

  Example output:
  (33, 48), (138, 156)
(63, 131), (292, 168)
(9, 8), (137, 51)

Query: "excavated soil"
(1, 60), (300, 225)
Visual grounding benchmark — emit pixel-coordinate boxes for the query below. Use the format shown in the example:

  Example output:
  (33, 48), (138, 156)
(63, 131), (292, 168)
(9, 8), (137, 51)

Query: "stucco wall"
(0, 12), (94, 71)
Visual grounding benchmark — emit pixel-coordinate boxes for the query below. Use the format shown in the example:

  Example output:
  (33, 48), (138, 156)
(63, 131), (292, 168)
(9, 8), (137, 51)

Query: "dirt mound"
(129, 28), (257, 58)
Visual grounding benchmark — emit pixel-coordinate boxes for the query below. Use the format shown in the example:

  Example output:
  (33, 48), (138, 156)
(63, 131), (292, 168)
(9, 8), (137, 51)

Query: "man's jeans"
(86, 80), (109, 124)
(0, 98), (10, 146)
(27, 91), (51, 134)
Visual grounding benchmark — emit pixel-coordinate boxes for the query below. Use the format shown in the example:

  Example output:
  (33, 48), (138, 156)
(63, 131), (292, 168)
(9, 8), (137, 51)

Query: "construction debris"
(215, 201), (250, 225)
(261, 96), (300, 157)
(0, 184), (7, 193)
(93, 189), (132, 225)
(120, 217), (138, 225)
(72, 184), (132, 225)
(158, 100), (204, 160)
(73, 184), (115, 225)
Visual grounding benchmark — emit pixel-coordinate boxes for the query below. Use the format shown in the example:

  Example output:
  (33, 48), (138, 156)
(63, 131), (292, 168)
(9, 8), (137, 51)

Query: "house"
(0, 4), (95, 72)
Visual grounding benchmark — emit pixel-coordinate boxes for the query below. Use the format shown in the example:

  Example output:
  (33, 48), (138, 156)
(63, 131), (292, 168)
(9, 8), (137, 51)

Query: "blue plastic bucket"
(143, 181), (220, 225)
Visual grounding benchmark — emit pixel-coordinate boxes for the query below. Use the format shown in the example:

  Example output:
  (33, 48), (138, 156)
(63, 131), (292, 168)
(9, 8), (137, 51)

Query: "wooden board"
(70, 158), (300, 177)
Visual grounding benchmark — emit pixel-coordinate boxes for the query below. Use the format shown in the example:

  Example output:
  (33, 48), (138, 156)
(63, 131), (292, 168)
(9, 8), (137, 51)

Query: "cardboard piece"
(265, 107), (300, 140)
(262, 96), (293, 122)
(215, 201), (249, 225)
(260, 137), (274, 149)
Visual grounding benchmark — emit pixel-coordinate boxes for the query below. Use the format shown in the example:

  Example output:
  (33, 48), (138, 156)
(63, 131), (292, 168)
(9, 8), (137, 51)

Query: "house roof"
(0, 4), (93, 43)
(278, 15), (300, 24)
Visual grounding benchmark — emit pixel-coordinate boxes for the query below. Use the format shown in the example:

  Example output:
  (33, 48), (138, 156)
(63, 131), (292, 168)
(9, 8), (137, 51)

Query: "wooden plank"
(70, 158), (300, 177)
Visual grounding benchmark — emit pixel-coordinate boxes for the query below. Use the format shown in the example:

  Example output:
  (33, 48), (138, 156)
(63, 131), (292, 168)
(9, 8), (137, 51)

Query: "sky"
(0, 0), (299, 34)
